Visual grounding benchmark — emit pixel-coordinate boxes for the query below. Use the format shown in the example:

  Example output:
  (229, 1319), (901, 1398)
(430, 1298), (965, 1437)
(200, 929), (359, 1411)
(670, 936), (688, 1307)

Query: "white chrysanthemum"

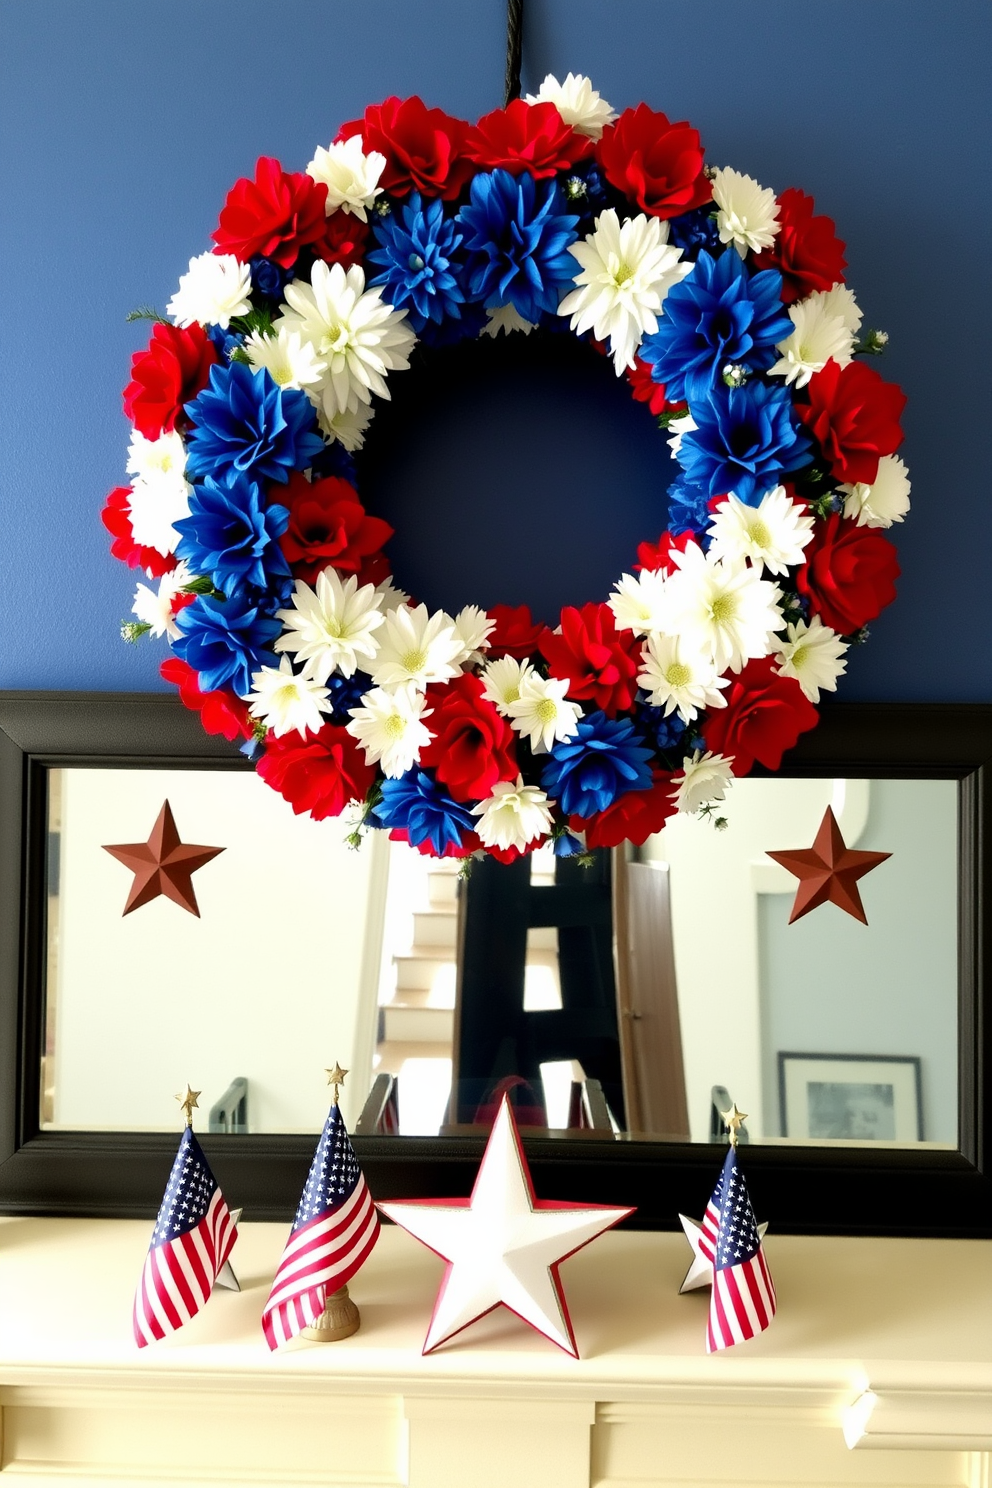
(275, 570), (385, 682)
(167, 252), (252, 329)
(670, 750), (735, 814)
(126, 429), (187, 484)
(481, 303), (537, 338)
(638, 635), (729, 723)
(346, 683), (433, 778)
(774, 616), (848, 704)
(131, 561), (193, 641)
(662, 541), (784, 673)
(813, 282), (863, 334)
(666, 411), (697, 457)
(310, 389), (375, 451)
(482, 655), (534, 713)
(245, 327), (325, 390)
(246, 656), (332, 738)
(711, 168), (780, 258)
(370, 603), (463, 691)
(525, 72), (617, 139)
(706, 487), (815, 577)
(472, 778), (554, 852)
(275, 261), (417, 416)
(841, 454), (911, 528)
(505, 673), (583, 754)
(126, 468), (191, 557)
(450, 605), (496, 667)
(306, 135), (386, 220)
(558, 209), (692, 374)
(769, 297), (854, 388)
(375, 577), (412, 613)
(608, 568), (669, 637)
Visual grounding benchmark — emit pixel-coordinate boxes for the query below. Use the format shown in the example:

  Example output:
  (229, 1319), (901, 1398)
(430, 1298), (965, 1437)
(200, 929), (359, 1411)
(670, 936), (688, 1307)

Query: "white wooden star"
(677, 1210), (768, 1294)
(378, 1095), (634, 1357)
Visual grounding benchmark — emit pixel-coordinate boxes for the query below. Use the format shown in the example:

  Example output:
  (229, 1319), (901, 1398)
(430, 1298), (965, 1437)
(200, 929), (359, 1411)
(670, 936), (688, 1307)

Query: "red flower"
(487, 603), (545, 659)
(754, 188), (847, 304)
(634, 528), (696, 576)
(389, 826), (482, 860)
(702, 657), (820, 775)
(540, 602), (641, 716)
(464, 99), (593, 178)
(419, 673), (517, 802)
(796, 512), (900, 634)
(354, 550), (393, 589)
(160, 658), (252, 743)
(211, 156), (329, 269)
(101, 487), (176, 577)
(315, 210), (370, 269)
(797, 358), (906, 487)
(277, 471), (394, 584)
(625, 357), (677, 417)
(257, 721), (377, 821)
(572, 769), (677, 849)
(122, 322), (217, 439)
(337, 96), (472, 200)
(597, 105), (710, 219)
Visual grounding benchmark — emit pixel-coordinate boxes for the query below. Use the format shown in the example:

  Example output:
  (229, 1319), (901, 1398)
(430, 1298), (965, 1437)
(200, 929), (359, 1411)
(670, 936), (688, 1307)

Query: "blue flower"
(174, 472), (291, 597)
(456, 169), (579, 323)
(207, 325), (244, 361)
(172, 591), (281, 697)
(634, 695), (689, 754)
(639, 250), (793, 403)
(326, 670), (371, 723)
(677, 381), (813, 503)
(553, 829), (586, 858)
(667, 472), (713, 538)
(541, 712), (654, 819)
(184, 362), (325, 486)
(377, 768), (476, 856)
(310, 439), (358, 485)
(667, 206), (721, 256)
(368, 192), (467, 334)
(249, 255), (289, 301)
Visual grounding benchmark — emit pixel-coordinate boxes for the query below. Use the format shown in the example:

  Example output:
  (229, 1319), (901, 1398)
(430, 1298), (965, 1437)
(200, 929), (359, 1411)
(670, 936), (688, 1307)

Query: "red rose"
(625, 357), (682, 418)
(315, 210), (370, 268)
(420, 673), (517, 802)
(464, 99), (593, 178)
(634, 528), (696, 576)
(597, 105), (710, 219)
(211, 156), (329, 268)
(487, 603), (545, 659)
(572, 770), (677, 849)
(338, 96), (472, 200)
(540, 602), (641, 716)
(702, 657), (819, 776)
(797, 358), (906, 486)
(122, 322), (217, 439)
(754, 188), (847, 304)
(796, 512), (900, 634)
(160, 658), (252, 743)
(101, 487), (176, 577)
(256, 721), (377, 820)
(277, 471), (394, 584)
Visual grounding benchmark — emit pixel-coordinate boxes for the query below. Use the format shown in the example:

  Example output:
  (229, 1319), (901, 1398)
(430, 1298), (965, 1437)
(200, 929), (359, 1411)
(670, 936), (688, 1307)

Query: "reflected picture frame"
(1, 691), (991, 1236)
(778, 1052), (924, 1143)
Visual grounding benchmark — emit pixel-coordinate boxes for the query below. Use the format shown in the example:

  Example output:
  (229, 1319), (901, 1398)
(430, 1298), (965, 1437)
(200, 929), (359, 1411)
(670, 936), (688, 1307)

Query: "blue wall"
(1, 0), (989, 695)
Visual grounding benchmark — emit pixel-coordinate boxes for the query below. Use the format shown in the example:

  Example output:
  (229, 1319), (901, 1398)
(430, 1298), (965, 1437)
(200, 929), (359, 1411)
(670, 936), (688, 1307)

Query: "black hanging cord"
(504, 0), (524, 105)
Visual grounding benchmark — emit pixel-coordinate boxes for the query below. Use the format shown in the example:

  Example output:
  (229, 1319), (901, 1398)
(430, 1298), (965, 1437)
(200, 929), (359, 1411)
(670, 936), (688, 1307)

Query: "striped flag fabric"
(696, 1160), (725, 1265)
(133, 1125), (237, 1347)
(706, 1145), (776, 1353)
(261, 1102), (379, 1351)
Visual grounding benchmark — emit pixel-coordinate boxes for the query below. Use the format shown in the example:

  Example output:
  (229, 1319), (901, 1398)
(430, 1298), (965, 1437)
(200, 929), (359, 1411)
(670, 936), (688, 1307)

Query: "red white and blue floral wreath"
(104, 75), (910, 863)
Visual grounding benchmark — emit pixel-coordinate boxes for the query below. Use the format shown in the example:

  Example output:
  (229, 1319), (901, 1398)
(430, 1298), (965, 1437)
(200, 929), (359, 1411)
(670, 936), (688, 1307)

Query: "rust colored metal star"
(766, 806), (891, 925)
(102, 800), (224, 917)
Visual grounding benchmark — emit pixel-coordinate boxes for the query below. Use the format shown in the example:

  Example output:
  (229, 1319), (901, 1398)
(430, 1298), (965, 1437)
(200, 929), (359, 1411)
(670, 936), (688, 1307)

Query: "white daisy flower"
(769, 297), (854, 388)
(841, 455), (911, 528)
(666, 411), (697, 458)
(451, 605), (496, 667)
(638, 634), (729, 723)
(525, 72), (617, 139)
(662, 541), (784, 673)
(706, 487), (815, 577)
(608, 568), (669, 636)
(812, 282), (863, 335)
(481, 303), (537, 338)
(306, 135), (386, 221)
(126, 429), (187, 485)
(245, 327), (325, 390)
(126, 472), (191, 557)
(246, 656), (332, 739)
(130, 561), (193, 641)
(670, 750), (735, 813)
(166, 252), (252, 329)
(370, 603), (463, 691)
(275, 260), (417, 416)
(774, 616), (849, 704)
(374, 577), (412, 613)
(711, 167), (780, 258)
(505, 673), (583, 754)
(346, 683), (433, 778)
(472, 778), (554, 853)
(275, 570), (385, 682)
(558, 208), (692, 374)
(481, 655), (534, 713)
(310, 390), (374, 451)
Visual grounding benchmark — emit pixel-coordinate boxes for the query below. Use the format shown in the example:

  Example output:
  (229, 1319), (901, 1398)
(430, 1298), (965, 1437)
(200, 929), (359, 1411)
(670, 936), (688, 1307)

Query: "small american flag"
(697, 1159), (725, 1265)
(706, 1146), (776, 1353)
(133, 1126), (237, 1347)
(262, 1102), (379, 1351)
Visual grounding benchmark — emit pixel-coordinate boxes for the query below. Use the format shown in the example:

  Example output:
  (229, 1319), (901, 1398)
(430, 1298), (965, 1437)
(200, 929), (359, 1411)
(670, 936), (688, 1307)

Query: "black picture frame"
(1, 691), (990, 1236)
(777, 1052), (924, 1142)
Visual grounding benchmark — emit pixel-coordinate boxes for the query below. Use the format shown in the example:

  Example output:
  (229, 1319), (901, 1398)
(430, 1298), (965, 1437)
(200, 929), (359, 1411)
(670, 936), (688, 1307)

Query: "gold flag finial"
(721, 1102), (748, 1148)
(325, 1064), (348, 1107)
(175, 1083), (201, 1128)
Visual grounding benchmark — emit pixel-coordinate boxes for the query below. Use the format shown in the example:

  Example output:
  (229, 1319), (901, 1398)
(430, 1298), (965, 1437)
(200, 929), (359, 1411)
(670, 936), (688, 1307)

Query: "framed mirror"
(1, 692), (990, 1234)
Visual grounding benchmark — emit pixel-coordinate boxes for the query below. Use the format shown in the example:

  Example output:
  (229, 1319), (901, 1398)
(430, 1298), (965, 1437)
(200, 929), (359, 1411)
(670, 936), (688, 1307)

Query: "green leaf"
(125, 306), (168, 325)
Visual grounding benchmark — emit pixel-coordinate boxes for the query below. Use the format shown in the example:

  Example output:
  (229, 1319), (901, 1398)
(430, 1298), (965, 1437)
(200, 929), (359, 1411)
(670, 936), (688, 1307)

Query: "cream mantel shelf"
(1, 1218), (991, 1487)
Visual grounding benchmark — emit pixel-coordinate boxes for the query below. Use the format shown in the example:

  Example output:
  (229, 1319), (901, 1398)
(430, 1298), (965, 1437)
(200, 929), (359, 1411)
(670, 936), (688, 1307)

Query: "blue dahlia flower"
(667, 206), (721, 256)
(677, 381), (813, 503)
(639, 250), (793, 403)
(666, 472), (713, 537)
(249, 254), (289, 301)
(172, 591), (281, 697)
(456, 169), (579, 323)
(377, 768), (476, 856)
(368, 192), (467, 334)
(634, 695), (689, 754)
(174, 473), (291, 598)
(326, 670), (371, 723)
(184, 362), (325, 486)
(207, 325), (244, 361)
(541, 712), (654, 820)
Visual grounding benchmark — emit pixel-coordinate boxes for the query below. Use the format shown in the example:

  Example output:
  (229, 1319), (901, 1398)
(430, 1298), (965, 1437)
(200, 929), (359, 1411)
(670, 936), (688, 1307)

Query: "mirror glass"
(41, 767), (957, 1149)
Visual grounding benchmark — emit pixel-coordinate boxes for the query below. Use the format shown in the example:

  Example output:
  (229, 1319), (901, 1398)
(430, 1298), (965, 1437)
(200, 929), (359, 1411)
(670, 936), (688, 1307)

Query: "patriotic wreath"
(104, 75), (909, 863)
